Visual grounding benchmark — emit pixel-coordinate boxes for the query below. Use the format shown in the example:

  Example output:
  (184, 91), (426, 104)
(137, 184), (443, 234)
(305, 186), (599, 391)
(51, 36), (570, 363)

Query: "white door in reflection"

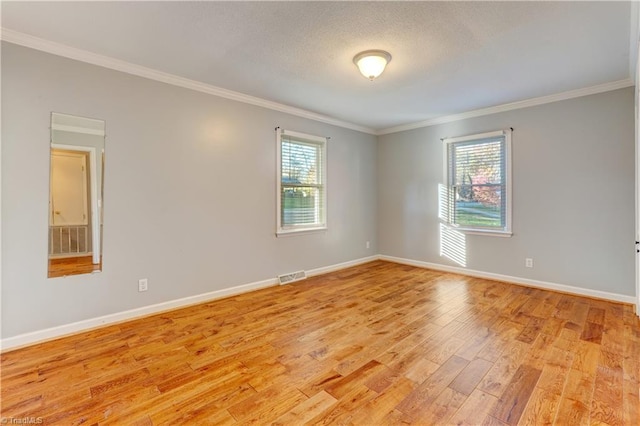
(50, 149), (89, 227)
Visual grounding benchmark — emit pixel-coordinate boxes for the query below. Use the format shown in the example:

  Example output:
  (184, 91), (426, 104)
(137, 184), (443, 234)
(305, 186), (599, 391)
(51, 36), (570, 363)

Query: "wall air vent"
(278, 270), (307, 285)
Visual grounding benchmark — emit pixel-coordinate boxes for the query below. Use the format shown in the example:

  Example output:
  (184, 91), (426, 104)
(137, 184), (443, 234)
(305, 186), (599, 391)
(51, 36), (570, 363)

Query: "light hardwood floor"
(2, 260), (639, 425)
(48, 255), (101, 278)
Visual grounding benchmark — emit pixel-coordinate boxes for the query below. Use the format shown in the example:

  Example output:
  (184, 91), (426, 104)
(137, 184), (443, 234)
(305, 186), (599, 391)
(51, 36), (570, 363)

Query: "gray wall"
(1, 43), (378, 338)
(378, 87), (635, 296)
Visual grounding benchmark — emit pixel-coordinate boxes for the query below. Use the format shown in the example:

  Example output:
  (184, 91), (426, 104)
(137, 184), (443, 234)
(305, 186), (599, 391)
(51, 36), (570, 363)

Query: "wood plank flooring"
(48, 255), (101, 278)
(2, 260), (639, 424)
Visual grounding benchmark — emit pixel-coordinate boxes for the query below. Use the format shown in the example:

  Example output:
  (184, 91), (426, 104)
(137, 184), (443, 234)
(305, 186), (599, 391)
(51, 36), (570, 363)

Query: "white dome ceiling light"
(353, 50), (392, 81)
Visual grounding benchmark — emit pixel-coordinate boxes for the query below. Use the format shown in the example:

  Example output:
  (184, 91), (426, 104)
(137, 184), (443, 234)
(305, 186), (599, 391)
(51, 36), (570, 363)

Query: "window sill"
(276, 226), (328, 237)
(455, 227), (513, 237)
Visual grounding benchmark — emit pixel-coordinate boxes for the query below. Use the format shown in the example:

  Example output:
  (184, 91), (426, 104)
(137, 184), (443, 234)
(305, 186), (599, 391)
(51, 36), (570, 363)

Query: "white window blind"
(443, 130), (512, 235)
(277, 129), (327, 235)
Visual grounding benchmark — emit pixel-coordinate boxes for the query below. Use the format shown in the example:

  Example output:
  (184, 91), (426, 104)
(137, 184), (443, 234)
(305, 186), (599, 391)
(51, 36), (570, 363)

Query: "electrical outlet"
(138, 278), (148, 292)
(366, 241), (370, 249)
(525, 258), (533, 268)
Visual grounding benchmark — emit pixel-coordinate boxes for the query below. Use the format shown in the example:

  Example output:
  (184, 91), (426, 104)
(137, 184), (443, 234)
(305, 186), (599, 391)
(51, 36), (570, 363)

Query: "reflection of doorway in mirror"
(49, 112), (105, 278)
(49, 149), (91, 255)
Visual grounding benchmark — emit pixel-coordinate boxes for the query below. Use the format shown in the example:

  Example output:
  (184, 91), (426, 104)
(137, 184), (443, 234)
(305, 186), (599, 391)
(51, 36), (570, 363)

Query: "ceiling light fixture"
(353, 50), (392, 81)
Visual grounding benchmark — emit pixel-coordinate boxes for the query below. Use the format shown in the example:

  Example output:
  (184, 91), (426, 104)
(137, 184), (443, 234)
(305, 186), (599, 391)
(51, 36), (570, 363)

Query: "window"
(277, 129), (327, 235)
(442, 129), (512, 236)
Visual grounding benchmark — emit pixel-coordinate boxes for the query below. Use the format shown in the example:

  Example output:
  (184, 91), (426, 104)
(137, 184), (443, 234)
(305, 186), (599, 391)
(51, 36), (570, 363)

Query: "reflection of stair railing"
(49, 225), (89, 257)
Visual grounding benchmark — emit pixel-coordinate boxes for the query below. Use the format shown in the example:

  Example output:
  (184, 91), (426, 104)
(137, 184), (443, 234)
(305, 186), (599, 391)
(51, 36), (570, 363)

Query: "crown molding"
(0, 28), (376, 135)
(51, 124), (105, 136)
(377, 78), (634, 135)
(1, 29), (633, 138)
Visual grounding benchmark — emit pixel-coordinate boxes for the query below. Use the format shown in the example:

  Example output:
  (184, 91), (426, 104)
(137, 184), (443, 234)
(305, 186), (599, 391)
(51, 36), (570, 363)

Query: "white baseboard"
(0, 256), (379, 351)
(306, 255), (379, 277)
(379, 255), (637, 305)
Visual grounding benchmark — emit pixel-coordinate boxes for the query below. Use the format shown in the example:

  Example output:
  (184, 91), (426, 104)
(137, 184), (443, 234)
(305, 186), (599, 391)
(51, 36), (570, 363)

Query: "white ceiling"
(1, 1), (636, 133)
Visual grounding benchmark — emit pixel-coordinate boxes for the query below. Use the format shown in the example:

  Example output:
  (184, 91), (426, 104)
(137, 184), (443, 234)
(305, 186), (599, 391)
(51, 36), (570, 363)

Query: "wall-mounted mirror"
(48, 113), (105, 278)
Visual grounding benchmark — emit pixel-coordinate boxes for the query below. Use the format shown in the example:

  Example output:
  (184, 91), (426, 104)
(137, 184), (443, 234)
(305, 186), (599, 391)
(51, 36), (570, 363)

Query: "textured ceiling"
(1, 1), (635, 132)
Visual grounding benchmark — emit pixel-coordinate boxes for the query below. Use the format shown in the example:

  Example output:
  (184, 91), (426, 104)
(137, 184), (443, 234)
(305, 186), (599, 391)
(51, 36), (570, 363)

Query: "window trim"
(276, 129), (328, 236)
(442, 129), (512, 237)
